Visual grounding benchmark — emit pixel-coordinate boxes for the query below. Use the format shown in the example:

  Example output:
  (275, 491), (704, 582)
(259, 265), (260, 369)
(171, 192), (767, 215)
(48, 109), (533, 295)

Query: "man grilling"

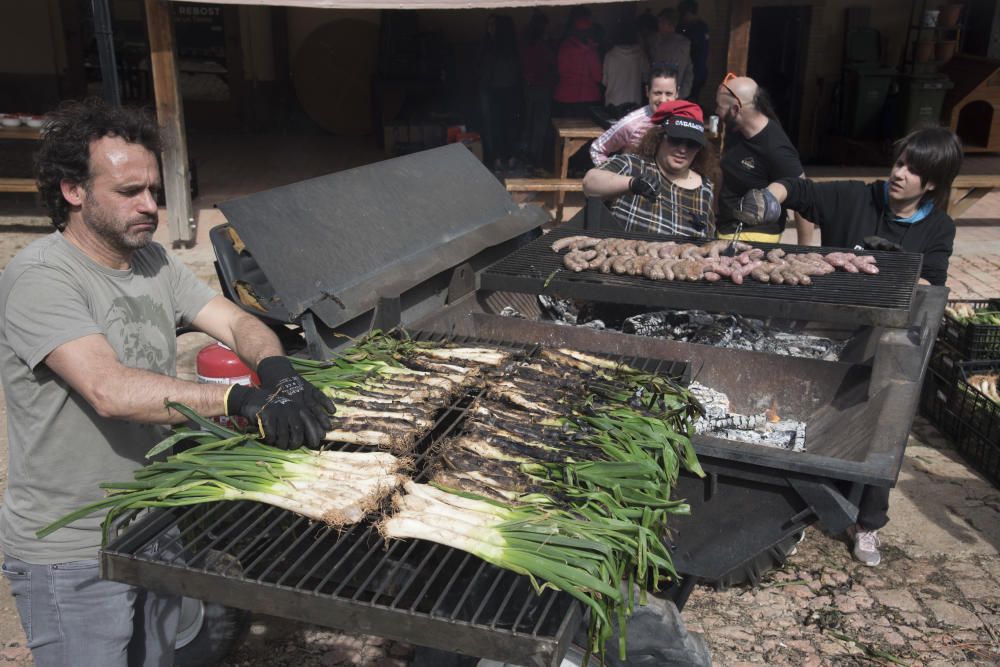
(736, 125), (964, 566)
(714, 75), (815, 245)
(0, 99), (336, 665)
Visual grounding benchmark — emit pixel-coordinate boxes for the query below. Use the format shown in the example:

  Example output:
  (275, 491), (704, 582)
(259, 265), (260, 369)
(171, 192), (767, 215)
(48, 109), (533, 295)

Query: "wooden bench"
(505, 178), (584, 193)
(808, 167), (1000, 219)
(505, 178), (584, 221)
(0, 178), (38, 193)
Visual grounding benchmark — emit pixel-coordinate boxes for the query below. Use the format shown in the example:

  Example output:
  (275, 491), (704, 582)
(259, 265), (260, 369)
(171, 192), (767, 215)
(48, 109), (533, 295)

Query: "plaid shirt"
(601, 154), (715, 238)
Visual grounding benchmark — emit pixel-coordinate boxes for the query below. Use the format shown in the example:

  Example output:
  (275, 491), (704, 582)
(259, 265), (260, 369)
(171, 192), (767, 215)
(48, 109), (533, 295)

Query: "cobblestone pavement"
(684, 418), (1000, 667)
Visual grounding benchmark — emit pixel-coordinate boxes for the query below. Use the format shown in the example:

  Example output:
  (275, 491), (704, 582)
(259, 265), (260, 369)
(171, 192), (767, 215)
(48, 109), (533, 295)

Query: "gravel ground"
(0, 214), (998, 666)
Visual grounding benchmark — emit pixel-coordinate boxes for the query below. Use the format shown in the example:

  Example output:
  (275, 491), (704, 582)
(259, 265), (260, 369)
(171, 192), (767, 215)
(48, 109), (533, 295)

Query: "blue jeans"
(2, 555), (180, 667)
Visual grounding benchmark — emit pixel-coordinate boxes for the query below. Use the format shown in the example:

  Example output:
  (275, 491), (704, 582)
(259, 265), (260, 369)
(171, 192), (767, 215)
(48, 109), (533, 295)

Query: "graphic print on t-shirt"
(741, 157), (756, 171)
(104, 294), (173, 373)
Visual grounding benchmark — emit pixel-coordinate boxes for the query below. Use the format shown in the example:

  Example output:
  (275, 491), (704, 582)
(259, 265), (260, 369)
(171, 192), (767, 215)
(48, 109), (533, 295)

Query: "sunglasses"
(664, 135), (702, 149)
(720, 72), (743, 111)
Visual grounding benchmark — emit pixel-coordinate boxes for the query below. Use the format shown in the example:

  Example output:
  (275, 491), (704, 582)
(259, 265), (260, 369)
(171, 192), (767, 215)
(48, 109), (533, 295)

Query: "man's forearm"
(90, 366), (231, 423)
(766, 181), (789, 204)
(228, 311), (285, 371)
(191, 298), (285, 372)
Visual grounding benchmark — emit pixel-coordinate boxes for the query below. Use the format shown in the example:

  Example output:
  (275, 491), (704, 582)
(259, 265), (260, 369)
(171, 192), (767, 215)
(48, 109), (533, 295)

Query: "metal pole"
(91, 0), (121, 106)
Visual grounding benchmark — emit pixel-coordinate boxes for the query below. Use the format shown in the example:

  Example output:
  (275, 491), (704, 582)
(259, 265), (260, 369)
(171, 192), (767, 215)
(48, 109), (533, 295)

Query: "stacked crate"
(922, 299), (1000, 485)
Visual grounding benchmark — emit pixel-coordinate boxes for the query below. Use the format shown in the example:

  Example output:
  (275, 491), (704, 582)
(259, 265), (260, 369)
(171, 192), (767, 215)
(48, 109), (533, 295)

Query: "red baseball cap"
(651, 100), (706, 146)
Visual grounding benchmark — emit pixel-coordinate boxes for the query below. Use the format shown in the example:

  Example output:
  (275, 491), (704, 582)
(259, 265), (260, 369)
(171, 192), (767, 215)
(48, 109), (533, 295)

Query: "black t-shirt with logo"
(718, 121), (804, 236)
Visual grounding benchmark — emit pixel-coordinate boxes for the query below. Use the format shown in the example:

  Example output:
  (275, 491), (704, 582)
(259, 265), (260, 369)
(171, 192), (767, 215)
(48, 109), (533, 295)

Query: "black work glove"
(863, 235), (902, 252)
(628, 176), (658, 200)
(257, 356), (336, 430)
(225, 384), (326, 449)
(737, 188), (783, 226)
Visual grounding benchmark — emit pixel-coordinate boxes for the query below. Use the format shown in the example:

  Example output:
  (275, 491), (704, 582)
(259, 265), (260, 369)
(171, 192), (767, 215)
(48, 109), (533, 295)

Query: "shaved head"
(720, 76), (757, 105)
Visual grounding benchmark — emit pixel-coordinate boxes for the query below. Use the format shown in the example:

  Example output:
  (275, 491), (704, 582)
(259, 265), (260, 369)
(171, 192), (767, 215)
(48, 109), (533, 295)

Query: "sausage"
(551, 235), (598, 252)
(611, 255), (632, 274)
(766, 248), (787, 263)
(563, 249), (597, 272)
(587, 252), (609, 269)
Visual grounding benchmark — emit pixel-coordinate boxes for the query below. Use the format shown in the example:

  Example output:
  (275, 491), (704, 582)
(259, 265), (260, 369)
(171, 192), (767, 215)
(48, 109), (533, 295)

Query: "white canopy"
(172, 0), (633, 9)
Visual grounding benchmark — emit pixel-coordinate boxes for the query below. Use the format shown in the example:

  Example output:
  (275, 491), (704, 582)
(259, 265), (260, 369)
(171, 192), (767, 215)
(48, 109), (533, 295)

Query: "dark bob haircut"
(647, 65), (680, 89)
(893, 126), (963, 211)
(34, 98), (161, 230)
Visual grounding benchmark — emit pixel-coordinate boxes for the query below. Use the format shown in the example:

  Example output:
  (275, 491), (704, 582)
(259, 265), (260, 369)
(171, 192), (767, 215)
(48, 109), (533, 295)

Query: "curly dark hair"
(34, 98), (161, 230)
(634, 125), (721, 192)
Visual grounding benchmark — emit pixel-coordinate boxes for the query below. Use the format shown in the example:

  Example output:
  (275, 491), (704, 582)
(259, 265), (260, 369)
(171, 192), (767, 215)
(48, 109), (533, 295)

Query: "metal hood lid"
(217, 143), (545, 330)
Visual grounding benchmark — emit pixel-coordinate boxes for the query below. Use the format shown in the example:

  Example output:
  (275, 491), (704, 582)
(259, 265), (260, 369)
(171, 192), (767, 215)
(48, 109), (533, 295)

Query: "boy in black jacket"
(737, 126), (963, 565)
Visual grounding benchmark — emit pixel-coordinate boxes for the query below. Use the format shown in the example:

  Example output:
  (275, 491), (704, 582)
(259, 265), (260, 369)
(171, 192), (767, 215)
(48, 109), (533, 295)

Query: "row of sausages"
(551, 235), (879, 286)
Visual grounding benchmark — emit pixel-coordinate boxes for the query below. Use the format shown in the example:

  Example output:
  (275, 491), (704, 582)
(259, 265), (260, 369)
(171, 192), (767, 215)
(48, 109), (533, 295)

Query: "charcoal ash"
(499, 306), (525, 319)
(622, 310), (846, 361)
(690, 382), (806, 452)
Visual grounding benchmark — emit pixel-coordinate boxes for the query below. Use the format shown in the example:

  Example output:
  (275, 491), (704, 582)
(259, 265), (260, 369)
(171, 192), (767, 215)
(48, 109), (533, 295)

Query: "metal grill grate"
(101, 334), (689, 666)
(480, 227), (924, 328)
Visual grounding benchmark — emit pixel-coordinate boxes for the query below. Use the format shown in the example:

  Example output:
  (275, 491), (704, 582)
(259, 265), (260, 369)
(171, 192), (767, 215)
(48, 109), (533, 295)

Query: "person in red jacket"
(553, 8), (602, 118)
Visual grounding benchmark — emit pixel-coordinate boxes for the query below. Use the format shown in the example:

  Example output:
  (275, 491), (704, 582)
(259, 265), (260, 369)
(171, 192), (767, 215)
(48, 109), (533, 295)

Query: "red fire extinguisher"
(196, 342), (259, 428)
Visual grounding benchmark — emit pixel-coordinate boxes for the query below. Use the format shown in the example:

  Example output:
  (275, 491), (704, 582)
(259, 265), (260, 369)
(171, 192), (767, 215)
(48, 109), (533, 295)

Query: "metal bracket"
(299, 312), (331, 361)
(446, 262), (475, 304)
(787, 478), (858, 534)
(372, 295), (402, 331)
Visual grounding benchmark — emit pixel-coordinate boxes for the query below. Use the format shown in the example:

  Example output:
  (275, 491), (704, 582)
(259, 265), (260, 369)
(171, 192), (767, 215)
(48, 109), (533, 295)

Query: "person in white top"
(590, 66), (679, 165)
(602, 23), (649, 112)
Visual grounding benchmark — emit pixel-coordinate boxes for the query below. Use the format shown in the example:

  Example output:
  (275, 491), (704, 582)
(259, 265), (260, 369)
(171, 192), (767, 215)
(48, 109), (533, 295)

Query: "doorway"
(747, 5), (812, 143)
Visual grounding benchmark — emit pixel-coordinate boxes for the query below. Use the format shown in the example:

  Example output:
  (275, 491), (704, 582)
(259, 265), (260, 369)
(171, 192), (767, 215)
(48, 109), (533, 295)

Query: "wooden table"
(552, 118), (603, 221)
(0, 125), (41, 194)
(0, 126), (42, 141)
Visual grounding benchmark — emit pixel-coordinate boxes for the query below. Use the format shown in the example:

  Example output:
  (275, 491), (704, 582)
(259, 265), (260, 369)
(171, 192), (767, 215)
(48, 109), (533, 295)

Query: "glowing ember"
(765, 400), (781, 423)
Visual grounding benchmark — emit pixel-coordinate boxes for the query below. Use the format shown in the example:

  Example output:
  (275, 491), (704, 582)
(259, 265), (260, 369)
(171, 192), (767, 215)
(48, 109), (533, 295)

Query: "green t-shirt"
(0, 232), (215, 563)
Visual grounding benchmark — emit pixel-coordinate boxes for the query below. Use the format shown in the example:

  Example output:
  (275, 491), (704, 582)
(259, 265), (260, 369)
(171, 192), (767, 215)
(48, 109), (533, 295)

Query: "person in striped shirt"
(590, 66), (680, 166)
(583, 99), (719, 238)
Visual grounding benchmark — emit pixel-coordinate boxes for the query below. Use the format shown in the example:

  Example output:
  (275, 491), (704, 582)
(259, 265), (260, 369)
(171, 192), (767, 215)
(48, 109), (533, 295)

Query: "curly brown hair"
(634, 125), (721, 192)
(34, 98), (161, 230)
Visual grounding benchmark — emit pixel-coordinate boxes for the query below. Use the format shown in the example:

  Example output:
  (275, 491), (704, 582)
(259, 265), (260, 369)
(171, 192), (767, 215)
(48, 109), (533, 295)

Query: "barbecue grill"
(100, 145), (947, 665)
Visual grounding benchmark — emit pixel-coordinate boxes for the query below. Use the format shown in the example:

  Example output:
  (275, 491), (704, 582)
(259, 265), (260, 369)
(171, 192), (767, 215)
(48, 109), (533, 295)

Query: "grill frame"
(481, 227), (923, 328)
(101, 334), (690, 666)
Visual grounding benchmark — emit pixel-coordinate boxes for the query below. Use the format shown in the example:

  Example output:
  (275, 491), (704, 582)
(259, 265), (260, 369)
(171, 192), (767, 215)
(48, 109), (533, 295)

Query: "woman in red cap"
(583, 100), (719, 238)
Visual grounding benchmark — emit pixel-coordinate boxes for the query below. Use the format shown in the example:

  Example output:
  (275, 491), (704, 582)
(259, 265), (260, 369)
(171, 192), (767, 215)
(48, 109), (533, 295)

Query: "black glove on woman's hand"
(225, 384), (327, 449)
(629, 177), (658, 200)
(257, 356), (336, 432)
(738, 188), (783, 226)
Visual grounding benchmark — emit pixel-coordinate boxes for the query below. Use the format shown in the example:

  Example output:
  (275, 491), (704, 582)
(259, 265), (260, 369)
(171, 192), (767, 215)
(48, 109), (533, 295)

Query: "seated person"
(582, 99), (718, 238)
(590, 66), (679, 166)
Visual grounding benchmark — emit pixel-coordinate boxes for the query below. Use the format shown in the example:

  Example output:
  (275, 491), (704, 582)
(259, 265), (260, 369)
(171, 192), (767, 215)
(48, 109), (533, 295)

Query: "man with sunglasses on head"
(735, 126), (963, 567)
(590, 66), (680, 166)
(583, 99), (717, 238)
(715, 75), (815, 245)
